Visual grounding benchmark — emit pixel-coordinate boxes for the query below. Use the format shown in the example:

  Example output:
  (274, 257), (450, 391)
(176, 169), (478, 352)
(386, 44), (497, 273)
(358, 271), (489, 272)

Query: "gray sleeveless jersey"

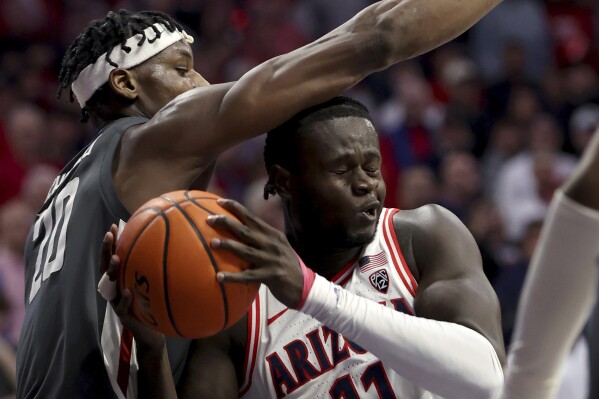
(17, 117), (192, 398)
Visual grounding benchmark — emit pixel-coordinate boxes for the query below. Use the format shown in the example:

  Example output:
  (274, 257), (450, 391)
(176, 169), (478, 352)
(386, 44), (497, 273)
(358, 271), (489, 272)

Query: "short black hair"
(57, 9), (184, 122)
(263, 96), (373, 199)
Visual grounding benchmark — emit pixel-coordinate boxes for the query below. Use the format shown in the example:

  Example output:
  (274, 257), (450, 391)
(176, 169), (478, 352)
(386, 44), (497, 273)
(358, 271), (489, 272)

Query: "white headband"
(71, 23), (194, 108)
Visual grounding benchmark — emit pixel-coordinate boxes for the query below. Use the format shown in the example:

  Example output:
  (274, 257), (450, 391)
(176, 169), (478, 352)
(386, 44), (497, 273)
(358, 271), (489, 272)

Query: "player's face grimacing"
(129, 39), (208, 118)
(291, 117), (386, 248)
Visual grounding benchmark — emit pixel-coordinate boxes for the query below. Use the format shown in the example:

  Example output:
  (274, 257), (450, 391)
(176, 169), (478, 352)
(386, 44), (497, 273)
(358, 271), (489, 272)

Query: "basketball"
(115, 190), (259, 339)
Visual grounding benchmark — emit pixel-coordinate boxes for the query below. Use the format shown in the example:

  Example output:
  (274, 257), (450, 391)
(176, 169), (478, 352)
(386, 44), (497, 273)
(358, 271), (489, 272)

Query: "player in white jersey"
(240, 207), (434, 398)
(100, 96), (505, 398)
(500, 126), (599, 399)
(207, 97), (506, 399)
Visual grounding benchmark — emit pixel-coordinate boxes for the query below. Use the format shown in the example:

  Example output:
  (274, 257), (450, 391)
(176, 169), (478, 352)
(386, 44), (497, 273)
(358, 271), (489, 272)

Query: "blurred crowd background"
(0, 0), (598, 397)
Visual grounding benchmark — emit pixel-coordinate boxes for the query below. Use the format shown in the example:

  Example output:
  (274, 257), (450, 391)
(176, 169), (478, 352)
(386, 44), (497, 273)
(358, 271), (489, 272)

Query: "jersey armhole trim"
(383, 208), (418, 298)
(239, 294), (261, 396)
(99, 117), (148, 222)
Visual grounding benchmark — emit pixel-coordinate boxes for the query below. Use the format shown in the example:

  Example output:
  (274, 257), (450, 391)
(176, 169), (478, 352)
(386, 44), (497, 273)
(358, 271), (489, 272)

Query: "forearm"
(137, 344), (178, 399)
(217, 0), (502, 142)
(301, 275), (503, 399)
(366, 0), (503, 62)
(501, 191), (599, 399)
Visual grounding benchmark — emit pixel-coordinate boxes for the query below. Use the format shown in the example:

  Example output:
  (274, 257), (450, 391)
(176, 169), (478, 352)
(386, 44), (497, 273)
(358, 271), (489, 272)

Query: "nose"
(352, 169), (379, 195)
(192, 71), (209, 88)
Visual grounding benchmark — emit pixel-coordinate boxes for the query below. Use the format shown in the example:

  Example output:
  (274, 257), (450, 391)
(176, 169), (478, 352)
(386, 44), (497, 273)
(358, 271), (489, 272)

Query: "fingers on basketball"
(115, 190), (260, 339)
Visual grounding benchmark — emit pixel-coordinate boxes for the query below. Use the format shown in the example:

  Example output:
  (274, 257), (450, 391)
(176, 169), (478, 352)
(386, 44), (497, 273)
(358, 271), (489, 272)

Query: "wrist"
(136, 338), (167, 361)
(295, 255), (316, 309)
(300, 275), (338, 316)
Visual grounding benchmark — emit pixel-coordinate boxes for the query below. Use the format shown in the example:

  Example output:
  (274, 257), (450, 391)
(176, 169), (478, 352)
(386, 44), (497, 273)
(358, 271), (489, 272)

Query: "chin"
(342, 230), (377, 248)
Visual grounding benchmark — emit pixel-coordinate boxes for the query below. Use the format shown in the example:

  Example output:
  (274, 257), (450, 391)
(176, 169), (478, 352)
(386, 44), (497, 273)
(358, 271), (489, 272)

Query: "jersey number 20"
(29, 178), (79, 302)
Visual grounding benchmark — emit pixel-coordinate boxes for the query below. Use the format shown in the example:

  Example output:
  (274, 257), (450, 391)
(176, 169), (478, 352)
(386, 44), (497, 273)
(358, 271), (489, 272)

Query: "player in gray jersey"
(17, 3), (503, 398)
(18, 116), (193, 399)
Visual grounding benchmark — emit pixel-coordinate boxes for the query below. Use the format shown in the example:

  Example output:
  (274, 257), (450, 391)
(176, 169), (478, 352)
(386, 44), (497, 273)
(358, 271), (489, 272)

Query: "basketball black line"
(122, 208), (184, 337)
(184, 192), (237, 331)
(160, 211), (185, 337)
(121, 209), (163, 290)
(161, 195), (230, 332)
(183, 191), (218, 216)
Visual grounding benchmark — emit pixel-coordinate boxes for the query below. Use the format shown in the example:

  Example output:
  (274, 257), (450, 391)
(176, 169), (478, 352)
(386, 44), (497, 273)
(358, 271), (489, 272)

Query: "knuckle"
(242, 269), (255, 280)
(218, 215), (230, 226)
(244, 246), (257, 258)
(266, 243), (284, 257)
(212, 215), (228, 227)
(220, 238), (235, 250)
(274, 230), (287, 243)
(240, 225), (252, 240)
(270, 269), (285, 281)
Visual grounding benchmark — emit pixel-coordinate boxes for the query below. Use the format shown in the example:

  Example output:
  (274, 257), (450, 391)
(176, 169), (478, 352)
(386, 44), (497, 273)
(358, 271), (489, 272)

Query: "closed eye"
(176, 67), (189, 76)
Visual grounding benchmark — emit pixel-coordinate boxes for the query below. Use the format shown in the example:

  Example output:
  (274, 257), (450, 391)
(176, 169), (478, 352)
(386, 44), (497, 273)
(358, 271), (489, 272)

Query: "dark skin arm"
(211, 200), (506, 365)
(395, 204), (506, 365)
(100, 225), (177, 399)
(177, 331), (238, 399)
(100, 225), (243, 399)
(113, 0), (502, 212)
(212, 201), (506, 365)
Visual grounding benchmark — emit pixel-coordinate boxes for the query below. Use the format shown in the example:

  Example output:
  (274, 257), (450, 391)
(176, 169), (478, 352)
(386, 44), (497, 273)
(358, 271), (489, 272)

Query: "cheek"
(308, 183), (353, 221)
(377, 180), (387, 200)
(146, 82), (191, 113)
(145, 69), (189, 99)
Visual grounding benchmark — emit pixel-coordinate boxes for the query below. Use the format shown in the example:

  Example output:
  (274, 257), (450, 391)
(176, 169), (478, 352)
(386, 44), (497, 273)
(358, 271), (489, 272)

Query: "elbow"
(347, 28), (394, 73)
(484, 372), (504, 399)
(371, 9), (420, 66)
(361, 11), (397, 70)
(348, 5), (397, 71)
(476, 357), (504, 399)
(460, 337), (505, 399)
(372, 31), (395, 70)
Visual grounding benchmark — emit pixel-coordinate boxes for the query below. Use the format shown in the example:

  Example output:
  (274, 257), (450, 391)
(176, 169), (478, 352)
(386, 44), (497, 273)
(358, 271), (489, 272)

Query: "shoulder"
(392, 204), (466, 243)
(101, 116), (148, 135)
(392, 204), (481, 278)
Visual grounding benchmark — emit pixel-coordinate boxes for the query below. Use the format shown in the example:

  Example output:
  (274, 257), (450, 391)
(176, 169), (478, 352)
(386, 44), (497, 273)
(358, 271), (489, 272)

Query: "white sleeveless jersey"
(240, 208), (442, 399)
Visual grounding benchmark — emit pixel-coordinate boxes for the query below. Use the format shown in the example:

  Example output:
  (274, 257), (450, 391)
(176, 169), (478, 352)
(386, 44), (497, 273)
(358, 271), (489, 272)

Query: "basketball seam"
(162, 193), (230, 332)
(121, 210), (179, 334)
(184, 191), (217, 216)
(160, 210), (185, 337)
(121, 210), (163, 291)
(184, 193), (232, 333)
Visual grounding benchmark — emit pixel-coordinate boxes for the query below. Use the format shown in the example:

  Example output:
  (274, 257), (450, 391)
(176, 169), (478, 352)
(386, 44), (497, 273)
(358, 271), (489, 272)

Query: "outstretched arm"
(210, 201), (505, 399)
(501, 129), (599, 399)
(207, 0), (503, 146)
(126, 0), (502, 201)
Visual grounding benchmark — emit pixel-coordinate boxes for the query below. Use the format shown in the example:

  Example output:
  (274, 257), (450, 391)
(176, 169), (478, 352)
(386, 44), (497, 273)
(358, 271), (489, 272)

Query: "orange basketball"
(115, 190), (259, 339)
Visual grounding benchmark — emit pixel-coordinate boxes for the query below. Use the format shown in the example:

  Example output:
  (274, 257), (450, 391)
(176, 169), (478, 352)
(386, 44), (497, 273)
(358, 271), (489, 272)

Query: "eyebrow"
(328, 150), (381, 163)
(176, 49), (193, 60)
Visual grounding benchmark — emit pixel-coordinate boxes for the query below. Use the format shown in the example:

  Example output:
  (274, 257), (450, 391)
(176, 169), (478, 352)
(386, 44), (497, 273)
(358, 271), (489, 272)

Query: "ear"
(269, 165), (291, 200)
(107, 68), (138, 101)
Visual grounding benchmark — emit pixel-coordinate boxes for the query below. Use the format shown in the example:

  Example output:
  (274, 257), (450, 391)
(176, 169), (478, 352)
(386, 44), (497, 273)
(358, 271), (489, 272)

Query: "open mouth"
(361, 205), (378, 219)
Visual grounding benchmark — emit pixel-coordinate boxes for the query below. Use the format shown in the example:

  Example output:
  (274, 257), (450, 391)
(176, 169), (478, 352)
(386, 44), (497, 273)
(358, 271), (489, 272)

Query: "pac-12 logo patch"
(369, 269), (389, 293)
